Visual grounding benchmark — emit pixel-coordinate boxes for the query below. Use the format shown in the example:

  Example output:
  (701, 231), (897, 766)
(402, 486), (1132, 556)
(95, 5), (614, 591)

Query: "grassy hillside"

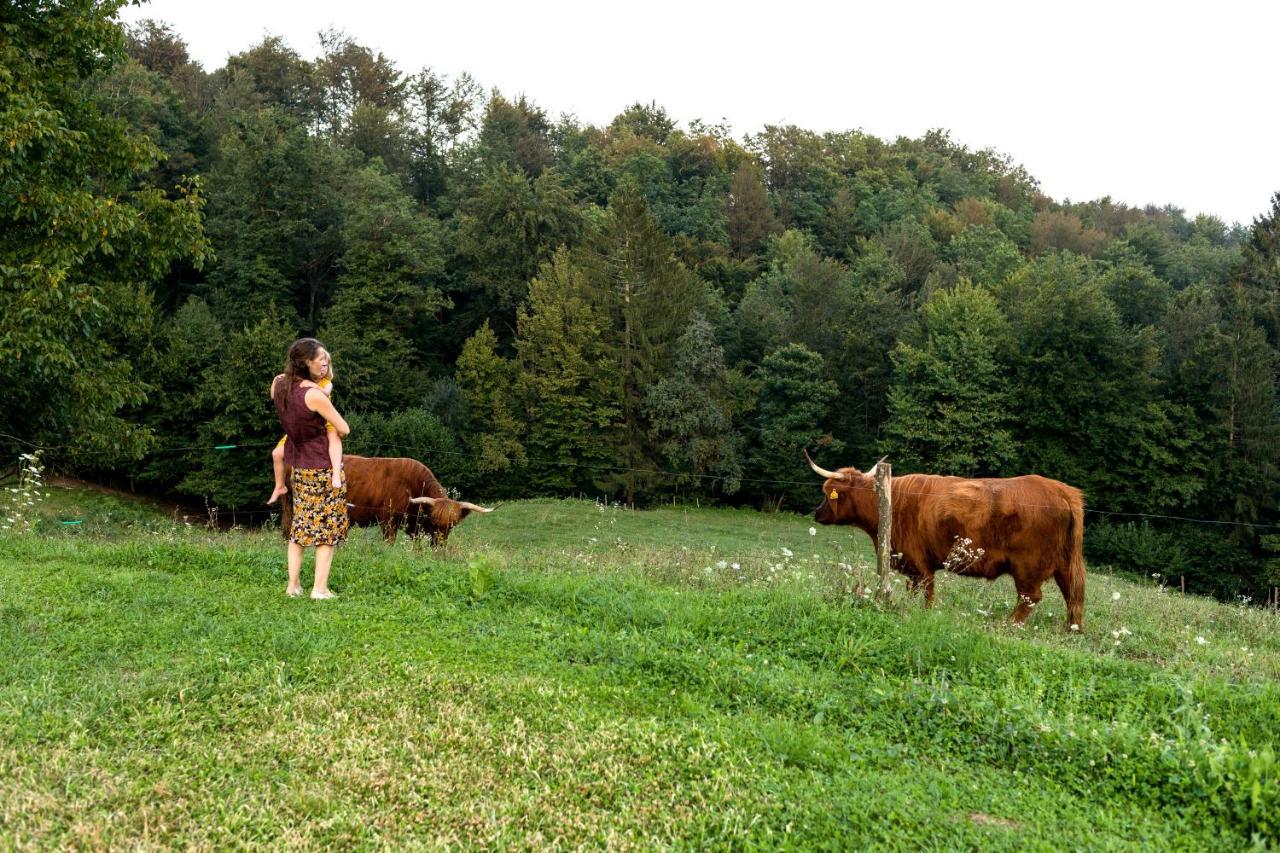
(1, 485), (1277, 848)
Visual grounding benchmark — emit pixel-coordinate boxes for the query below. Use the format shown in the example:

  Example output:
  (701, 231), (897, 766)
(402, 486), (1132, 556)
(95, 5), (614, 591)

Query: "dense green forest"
(4, 1), (1280, 601)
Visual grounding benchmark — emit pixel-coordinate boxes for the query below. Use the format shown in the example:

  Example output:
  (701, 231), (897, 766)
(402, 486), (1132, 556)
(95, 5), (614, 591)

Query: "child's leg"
(268, 442), (289, 504)
(327, 429), (343, 489)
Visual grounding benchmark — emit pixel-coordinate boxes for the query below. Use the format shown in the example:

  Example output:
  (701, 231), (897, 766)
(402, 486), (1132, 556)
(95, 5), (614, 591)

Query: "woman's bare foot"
(267, 484), (288, 504)
(310, 589), (336, 600)
(286, 585), (303, 597)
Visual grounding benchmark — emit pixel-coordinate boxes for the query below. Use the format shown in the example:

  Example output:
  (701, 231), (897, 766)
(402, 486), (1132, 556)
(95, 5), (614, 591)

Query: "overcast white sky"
(121, 0), (1279, 226)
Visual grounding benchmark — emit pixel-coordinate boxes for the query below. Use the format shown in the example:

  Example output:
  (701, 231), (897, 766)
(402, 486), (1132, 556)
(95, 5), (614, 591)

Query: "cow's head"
(407, 495), (494, 543)
(806, 450), (876, 525)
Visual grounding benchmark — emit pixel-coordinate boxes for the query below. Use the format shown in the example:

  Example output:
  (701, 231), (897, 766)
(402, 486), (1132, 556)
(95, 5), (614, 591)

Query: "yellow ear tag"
(829, 489), (839, 500)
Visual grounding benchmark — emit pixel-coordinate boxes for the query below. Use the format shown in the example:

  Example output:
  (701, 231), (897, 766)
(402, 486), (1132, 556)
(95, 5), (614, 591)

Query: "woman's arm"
(305, 388), (350, 438)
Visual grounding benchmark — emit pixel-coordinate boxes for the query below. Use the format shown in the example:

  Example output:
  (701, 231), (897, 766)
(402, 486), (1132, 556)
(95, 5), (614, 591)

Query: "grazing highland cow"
(282, 455), (492, 545)
(807, 452), (1086, 629)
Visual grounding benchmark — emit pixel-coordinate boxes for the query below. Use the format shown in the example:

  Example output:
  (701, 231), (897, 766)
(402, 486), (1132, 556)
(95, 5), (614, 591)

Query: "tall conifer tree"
(579, 181), (708, 502)
(514, 249), (620, 494)
(644, 313), (744, 497)
(750, 344), (840, 509)
(455, 320), (526, 481)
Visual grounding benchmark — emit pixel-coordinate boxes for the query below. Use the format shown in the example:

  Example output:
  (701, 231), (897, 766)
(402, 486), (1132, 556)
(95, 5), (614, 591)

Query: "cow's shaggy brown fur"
(281, 455), (485, 545)
(813, 461), (1086, 629)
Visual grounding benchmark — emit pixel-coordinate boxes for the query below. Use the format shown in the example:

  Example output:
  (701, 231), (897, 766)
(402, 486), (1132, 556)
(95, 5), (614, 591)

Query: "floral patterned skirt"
(289, 467), (348, 546)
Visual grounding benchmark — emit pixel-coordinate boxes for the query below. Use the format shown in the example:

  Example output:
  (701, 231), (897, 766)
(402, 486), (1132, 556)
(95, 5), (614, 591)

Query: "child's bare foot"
(330, 474), (343, 489)
(267, 485), (288, 504)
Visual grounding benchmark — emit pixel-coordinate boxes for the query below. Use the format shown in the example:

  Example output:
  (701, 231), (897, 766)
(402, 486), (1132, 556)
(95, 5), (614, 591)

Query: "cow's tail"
(1061, 494), (1087, 631)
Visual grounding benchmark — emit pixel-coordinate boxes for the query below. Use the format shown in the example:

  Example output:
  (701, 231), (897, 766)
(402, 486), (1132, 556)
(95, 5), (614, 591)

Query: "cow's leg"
(920, 570), (936, 607)
(906, 569), (936, 607)
(1010, 577), (1043, 624)
(1053, 569), (1085, 631)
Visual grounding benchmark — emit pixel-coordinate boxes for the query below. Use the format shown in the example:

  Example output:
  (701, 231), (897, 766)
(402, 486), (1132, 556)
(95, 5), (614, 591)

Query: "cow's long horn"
(408, 496), (438, 506)
(868, 455), (888, 473)
(804, 449), (844, 481)
(459, 501), (493, 513)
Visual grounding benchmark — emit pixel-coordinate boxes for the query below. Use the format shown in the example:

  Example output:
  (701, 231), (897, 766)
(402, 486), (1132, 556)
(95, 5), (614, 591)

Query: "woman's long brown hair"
(277, 338), (324, 412)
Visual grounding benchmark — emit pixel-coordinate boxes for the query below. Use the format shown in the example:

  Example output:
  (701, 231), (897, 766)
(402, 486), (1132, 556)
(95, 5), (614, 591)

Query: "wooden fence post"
(873, 460), (893, 600)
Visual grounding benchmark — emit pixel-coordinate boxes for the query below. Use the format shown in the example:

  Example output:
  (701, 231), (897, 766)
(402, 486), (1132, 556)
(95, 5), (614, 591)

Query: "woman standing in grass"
(270, 338), (351, 600)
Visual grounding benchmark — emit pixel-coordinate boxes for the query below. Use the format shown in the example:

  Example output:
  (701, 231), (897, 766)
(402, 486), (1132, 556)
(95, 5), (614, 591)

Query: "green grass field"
(2, 483), (1278, 848)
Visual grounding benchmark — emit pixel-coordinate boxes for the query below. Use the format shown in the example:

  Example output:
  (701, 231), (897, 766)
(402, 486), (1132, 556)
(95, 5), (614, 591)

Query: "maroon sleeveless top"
(273, 377), (332, 470)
